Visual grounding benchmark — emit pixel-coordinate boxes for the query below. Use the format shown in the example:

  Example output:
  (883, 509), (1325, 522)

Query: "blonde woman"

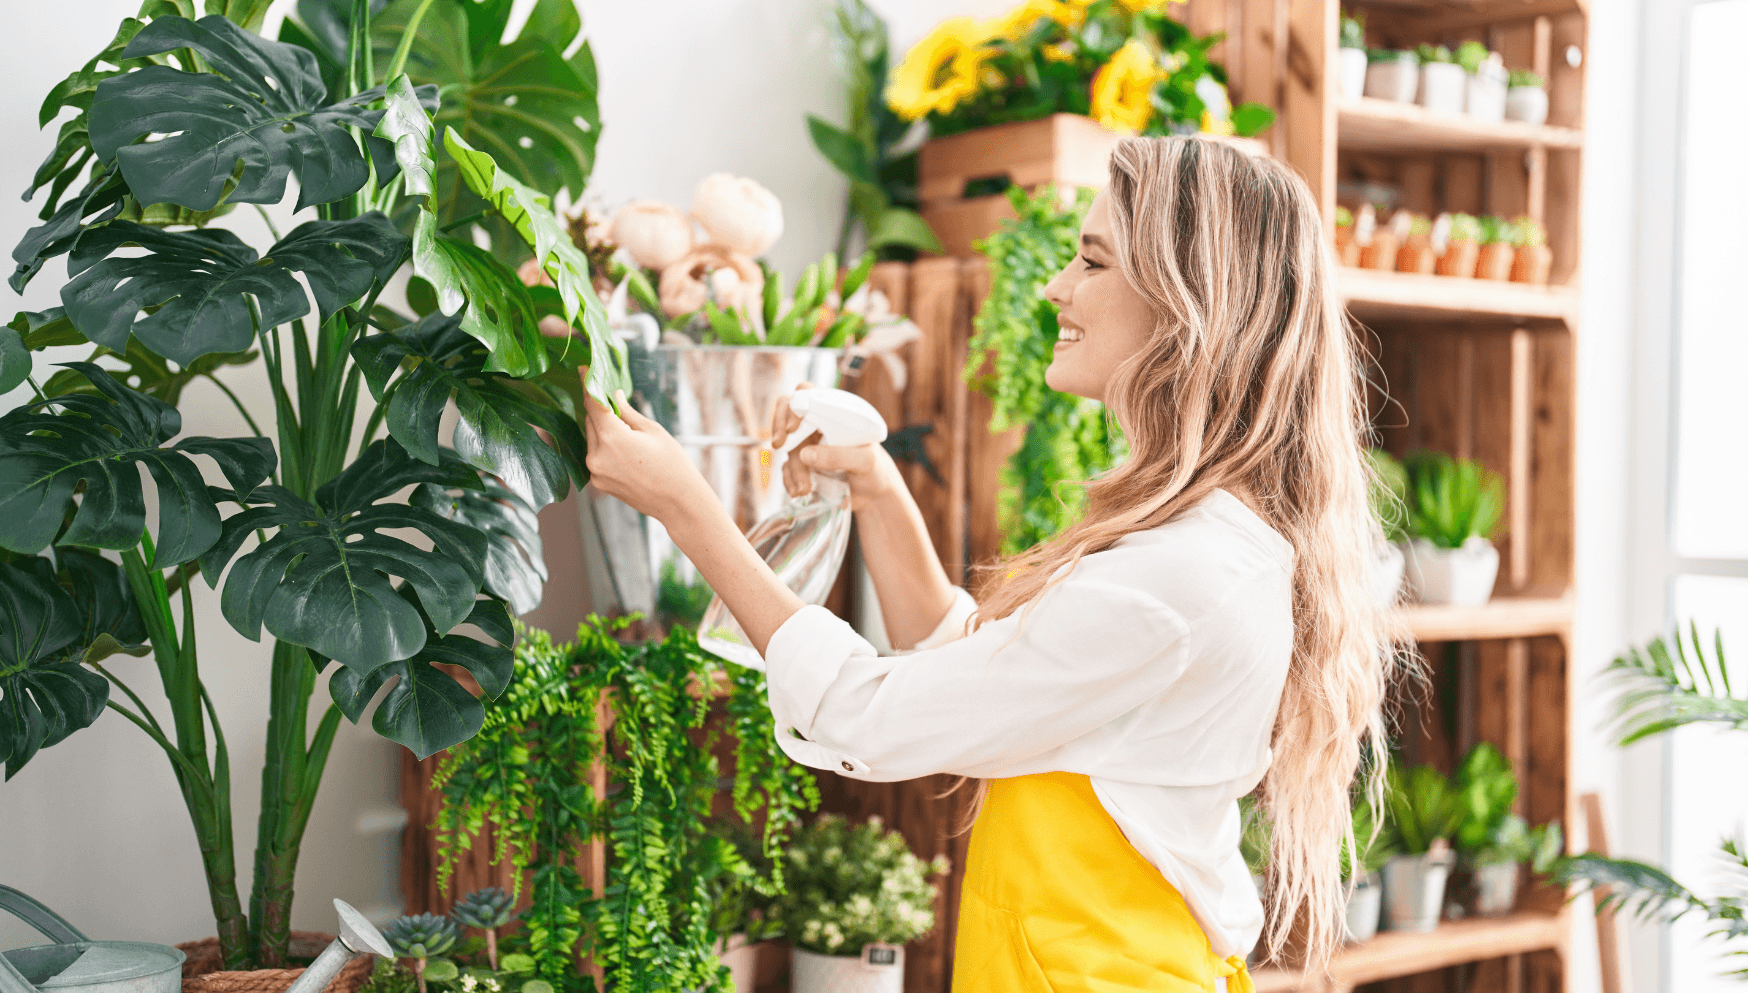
(581, 135), (1395, 991)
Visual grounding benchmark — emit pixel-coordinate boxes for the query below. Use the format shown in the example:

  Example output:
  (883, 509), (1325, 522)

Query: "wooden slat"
(1339, 98), (1583, 154)
(1528, 331), (1574, 593)
(1392, 0), (1585, 38)
(906, 259), (971, 583)
(1283, 0), (1336, 213)
(1251, 912), (1568, 992)
(1339, 269), (1578, 323)
(1469, 330), (1515, 591)
(1396, 595), (1572, 641)
(960, 263), (1016, 590)
(1580, 793), (1625, 993)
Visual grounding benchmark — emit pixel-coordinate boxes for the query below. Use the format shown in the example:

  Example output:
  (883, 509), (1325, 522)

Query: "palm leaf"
(1602, 624), (1748, 746)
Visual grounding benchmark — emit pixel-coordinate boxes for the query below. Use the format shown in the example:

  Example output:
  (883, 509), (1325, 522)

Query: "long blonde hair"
(971, 135), (1398, 970)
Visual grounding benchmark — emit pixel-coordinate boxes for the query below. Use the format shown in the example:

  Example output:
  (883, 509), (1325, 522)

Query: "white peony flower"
(690, 173), (783, 258)
(610, 200), (695, 270)
(658, 244), (763, 317)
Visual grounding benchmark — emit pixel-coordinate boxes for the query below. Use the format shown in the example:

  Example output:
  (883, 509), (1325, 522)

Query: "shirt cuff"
(762, 604), (877, 745)
(906, 587), (977, 652)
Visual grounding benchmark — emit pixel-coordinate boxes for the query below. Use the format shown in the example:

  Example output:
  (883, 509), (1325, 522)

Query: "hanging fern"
(966, 185), (1125, 554)
(431, 618), (816, 993)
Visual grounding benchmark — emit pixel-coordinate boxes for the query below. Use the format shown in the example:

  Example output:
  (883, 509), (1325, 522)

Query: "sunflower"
(985, 0), (1068, 40)
(887, 18), (993, 121)
(1089, 40), (1161, 133)
(1112, 0), (1180, 11)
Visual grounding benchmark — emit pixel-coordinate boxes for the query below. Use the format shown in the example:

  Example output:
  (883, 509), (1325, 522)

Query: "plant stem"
(205, 374), (268, 440)
(253, 204), (282, 243)
(384, 0), (438, 82)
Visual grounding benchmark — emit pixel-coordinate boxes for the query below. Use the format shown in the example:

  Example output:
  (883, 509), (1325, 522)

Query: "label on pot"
(861, 943), (902, 969)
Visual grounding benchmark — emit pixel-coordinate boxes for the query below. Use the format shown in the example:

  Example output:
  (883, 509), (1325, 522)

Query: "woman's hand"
(581, 389), (716, 527)
(772, 384), (904, 511)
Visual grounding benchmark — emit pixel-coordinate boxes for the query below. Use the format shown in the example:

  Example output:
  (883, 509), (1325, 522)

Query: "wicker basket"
(177, 933), (376, 993)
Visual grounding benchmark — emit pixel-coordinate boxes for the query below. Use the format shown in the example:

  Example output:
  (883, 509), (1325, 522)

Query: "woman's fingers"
(797, 444), (874, 474)
(769, 381), (815, 449)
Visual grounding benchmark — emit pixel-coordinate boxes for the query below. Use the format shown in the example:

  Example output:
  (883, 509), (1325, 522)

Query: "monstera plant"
(1, 0), (625, 971)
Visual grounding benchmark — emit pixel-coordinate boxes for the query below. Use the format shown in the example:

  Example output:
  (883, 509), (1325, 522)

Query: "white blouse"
(760, 488), (1295, 959)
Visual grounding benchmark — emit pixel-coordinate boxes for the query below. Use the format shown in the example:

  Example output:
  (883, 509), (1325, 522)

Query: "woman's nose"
(1043, 268), (1072, 310)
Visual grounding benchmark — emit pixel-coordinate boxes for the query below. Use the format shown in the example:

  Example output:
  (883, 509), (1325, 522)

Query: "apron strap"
(1214, 955), (1255, 993)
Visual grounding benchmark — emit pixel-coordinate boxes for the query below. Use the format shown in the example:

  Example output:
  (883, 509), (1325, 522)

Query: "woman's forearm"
(665, 500), (806, 656)
(854, 484), (961, 650)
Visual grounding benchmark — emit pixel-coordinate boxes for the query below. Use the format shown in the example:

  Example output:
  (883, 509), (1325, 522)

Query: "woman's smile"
(1055, 317), (1087, 350)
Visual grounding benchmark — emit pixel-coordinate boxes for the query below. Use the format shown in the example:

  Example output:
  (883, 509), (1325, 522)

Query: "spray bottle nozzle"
(777, 389), (888, 453)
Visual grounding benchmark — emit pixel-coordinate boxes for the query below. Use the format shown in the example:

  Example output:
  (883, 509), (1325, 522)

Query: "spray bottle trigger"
(777, 389), (888, 454)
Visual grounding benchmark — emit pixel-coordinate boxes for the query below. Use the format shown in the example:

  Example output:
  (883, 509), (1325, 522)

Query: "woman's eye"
(1081, 254), (1106, 270)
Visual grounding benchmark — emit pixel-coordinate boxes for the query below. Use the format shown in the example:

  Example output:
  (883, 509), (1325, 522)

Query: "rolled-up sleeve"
(760, 578), (1193, 782)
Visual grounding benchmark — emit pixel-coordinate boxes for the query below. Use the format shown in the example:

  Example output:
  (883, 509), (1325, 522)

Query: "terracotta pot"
(1358, 233), (1399, 271)
(177, 933), (375, 993)
(1511, 244), (1552, 285)
(1396, 243), (1437, 275)
(1475, 243), (1515, 280)
(1335, 227), (1361, 266)
(1436, 241), (1479, 277)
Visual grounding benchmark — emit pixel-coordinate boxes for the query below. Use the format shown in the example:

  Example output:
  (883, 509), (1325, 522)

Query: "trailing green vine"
(431, 619), (816, 993)
(966, 186), (1125, 553)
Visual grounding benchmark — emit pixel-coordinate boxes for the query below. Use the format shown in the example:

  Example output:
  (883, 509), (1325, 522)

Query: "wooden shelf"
(1251, 912), (1568, 993)
(1338, 268), (1578, 324)
(1396, 595), (1574, 642)
(1338, 97), (1583, 154)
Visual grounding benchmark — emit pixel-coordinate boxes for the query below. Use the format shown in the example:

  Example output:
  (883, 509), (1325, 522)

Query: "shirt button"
(841, 761), (854, 771)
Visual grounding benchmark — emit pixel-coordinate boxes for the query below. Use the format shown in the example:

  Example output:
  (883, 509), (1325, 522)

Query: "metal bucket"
(579, 344), (844, 621)
(0, 887), (184, 993)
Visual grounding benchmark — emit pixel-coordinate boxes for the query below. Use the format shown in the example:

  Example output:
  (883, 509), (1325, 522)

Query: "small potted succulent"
(1436, 212), (1482, 277)
(382, 915), (461, 993)
(773, 815), (949, 993)
(1510, 216), (1553, 285)
(1334, 205), (1361, 266)
(1416, 44), (1466, 114)
(1366, 448), (1410, 606)
(1506, 69), (1549, 125)
(1365, 47), (1420, 104)
(1357, 204), (1398, 270)
(1450, 744), (1564, 917)
(1457, 41), (1509, 121)
(1402, 452), (1503, 606)
(1343, 792), (1396, 942)
(1394, 214), (1437, 274)
(1382, 765), (1462, 932)
(1474, 215), (1516, 281)
(1340, 12), (1370, 99)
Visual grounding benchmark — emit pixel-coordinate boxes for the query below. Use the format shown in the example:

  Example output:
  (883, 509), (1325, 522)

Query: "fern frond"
(1601, 625), (1748, 746)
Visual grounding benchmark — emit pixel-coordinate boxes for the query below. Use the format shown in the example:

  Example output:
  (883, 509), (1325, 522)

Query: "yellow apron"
(951, 772), (1254, 993)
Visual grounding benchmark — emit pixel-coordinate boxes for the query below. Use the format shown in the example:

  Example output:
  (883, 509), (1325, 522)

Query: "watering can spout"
(283, 902), (392, 993)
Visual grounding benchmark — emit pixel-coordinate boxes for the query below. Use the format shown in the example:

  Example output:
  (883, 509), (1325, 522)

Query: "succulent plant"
(451, 888), (517, 971)
(1477, 215), (1512, 246)
(1340, 11), (1366, 50)
(1455, 40), (1492, 74)
(1415, 43), (1453, 64)
(1335, 205), (1355, 229)
(1447, 212), (1482, 244)
(1512, 216), (1548, 248)
(1509, 69), (1545, 89)
(382, 914), (461, 993)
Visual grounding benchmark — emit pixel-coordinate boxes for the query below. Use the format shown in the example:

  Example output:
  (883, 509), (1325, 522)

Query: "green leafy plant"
(771, 813), (949, 957)
(1478, 815), (1564, 871)
(3, 2), (624, 969)
(452, 887), (518, 971)
(1455, 40), (1492, 75)
(1477, 215), (1513, 246)
(385, 914), (461, 993)
(1415, 44), (1453, 64)
(431, 620), (819, 993)
(1452, 742), (1517, 852)
(1340, 12), (1366, 50)
(1336, 205), (1355, 229)
(1343, 789), (1396, 881)
(686, 250), (876, 347)
(1368, 49), (1418, 65)
(1386, 764), (1464, 855)
(1366, 448), (1410, 543)
(1239, 796), (1273, 876)
(1403, 453), (1503, 549)
(1447, 212), (1483, 244)
(1509, 69), (1546, 89)
(807, 0), (941, 261)
(1513, 216), (1548, 248)
(966, 186), (1124, 553)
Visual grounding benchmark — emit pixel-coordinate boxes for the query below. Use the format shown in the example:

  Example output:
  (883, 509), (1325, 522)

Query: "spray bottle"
(697, 388), (887, 670)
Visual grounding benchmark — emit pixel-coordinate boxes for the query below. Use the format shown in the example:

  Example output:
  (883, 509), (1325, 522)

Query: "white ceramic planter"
(1345, 875), (1383, 942)
(1506, 86), (1549, 125)
(791, 946), (904, 993)
(1465, 65), (1509, 122)
(1473, 860), (1520, 916)
(717, 934), (758, 993)
(1371, 541), (1406, 607)
(1365, 57), (1419, 103)
(1404, 536), (1499, 606)
(1339, 47), (1369, 99)
(1382, 850), (1454, 932)
(1418, 63), (1467, 114)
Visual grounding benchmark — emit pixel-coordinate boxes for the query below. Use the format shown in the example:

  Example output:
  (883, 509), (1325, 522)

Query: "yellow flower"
(1089, 40), (1160, 134)
(886, 18), (992, 121)
(1112, 0), (1176, 11)
(1200, 110), (1236, 136)
(985, 0), (1062, 40)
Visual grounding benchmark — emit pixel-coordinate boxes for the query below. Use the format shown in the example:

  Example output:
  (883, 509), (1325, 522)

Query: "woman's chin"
(1044, 360), (1098, 401)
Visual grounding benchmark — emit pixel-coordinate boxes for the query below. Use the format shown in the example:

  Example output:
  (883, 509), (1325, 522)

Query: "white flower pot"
(1345, 875), (1383, 942)
(791, 946), (905, 993)
(1465, 66), (1509, 122)
(1371, 541), (1406, 607)
(1339, 48), (1369, 99)
(1365, 58), (1419, 103)
(1418, 63), (1467, 114)
(1382, 851), (1453, 932)
(717, 934), (758, 993)
(1404, 536), (1499, 606)
(1473, 860), (1521, 916)
(1505, 86), (1549, 125)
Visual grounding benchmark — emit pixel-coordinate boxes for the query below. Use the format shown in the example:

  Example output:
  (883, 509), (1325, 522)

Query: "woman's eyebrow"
(1081, 233), (1110, 251)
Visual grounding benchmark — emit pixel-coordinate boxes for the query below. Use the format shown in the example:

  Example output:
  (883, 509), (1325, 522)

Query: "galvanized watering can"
(0, 886), (183, 993)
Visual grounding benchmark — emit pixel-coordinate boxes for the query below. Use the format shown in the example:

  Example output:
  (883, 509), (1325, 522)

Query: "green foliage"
(1455, 41), (1491, 75)
(1385, 764), (1463, 855)
(452, 888), (518, 931)
(432, 620), (816, 993)
(771, 814), (949, 956)
(967, 186), (1123, 553)
(809, 0), (940, 261)
(1366, 448), (1409, 544)
(1339, 12), (1366, 50)
(1477, 815), (1563, 872)
(1602, 623), (1747, 745)
(686, 250), (876, 348)
(385, 914), (462, 960)
(1447, 213), (1483, 244)
(1239, 796), (1272, 875)
(1343, 791), (1396, 880)
(1415, 44), (1453, 64)
(1403, 452), (1502, 549)
(1367, 49), (1417, 65)
(1452, 742), (1517, 853)
(1335, 205), (1355, 229)
(358, 957), (418, 993)
(657, 558), (714, 629)
(1509, 69), (1545, 89)
(1476, 215), (1512, 247)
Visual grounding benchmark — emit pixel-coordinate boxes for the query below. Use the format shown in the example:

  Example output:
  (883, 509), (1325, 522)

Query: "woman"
(581, 136), (1395, 992)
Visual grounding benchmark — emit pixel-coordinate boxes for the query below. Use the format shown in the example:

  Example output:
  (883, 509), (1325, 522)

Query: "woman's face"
(1042, 190), (1157, 402)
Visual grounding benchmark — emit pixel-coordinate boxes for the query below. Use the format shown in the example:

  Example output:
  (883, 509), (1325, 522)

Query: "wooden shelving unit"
(1338, 96), (1582, 153)
(1253, 912), (1570, 993)
(1339, 268), (1577, 325)
(1397, 595), (1573, 642)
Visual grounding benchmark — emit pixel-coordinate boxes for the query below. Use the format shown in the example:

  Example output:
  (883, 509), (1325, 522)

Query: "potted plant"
(1416, 44), (1465, 114)
(1, 0), (617, 975)
(1395, 214), (1437, 274)
(1450, 744), (1563, 917)
(772, 814), (949, 993)
(1456, 41), (1509, 122)
(1510, 216), (1553, 285)
(1402, 453), (1503, 606)
(1340, 12), (1369, 99)
(1506, 69), (1550, 125)
(363, 896), (549, 993)
(1365, 449), (1409, 606)
(1357, 204), (1397, 271)
(1334, 206), (1361, 266)
(704, 818), (786, 993)
(1382, 765), (1462, 932)
(1365, 48), (1420, 104)
(1436, 212), (1483, 277)
(1475, 215), (1517, 280)
(1342, 792), (1396, 942)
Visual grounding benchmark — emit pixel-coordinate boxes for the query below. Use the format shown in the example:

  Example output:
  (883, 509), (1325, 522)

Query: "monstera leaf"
(51, 547), (149, 665)
(411, 213), (545, 378)
(0, 561), (112, 778)
(201, 439), (494, 672)
(43, 342), (257, 408)
(61, 215), (406, 365)
(351, 309), (585, 509)
(11, 170), (129, 295)
(411, 481), (545, 616)
(89, 15), (389, 211)
(0, 363), (276, 568)
(328, 595), (513, 759)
